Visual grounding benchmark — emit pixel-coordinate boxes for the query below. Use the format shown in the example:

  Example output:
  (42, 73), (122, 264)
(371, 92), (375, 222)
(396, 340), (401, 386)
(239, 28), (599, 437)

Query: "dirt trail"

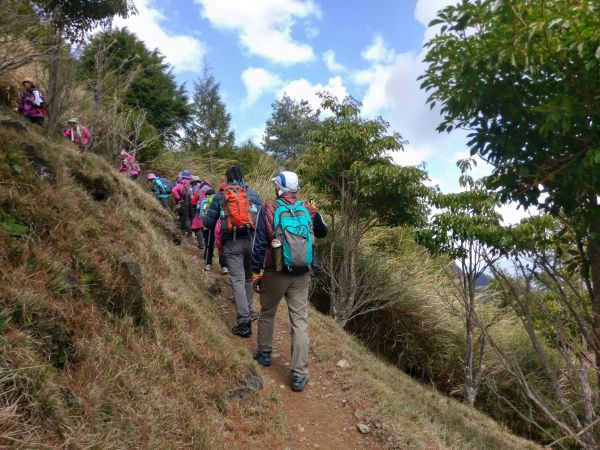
(199, 262), (385, 450)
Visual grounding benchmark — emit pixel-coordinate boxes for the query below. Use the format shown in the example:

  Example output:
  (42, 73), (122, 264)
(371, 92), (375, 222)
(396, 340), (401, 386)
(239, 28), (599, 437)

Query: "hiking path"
(186, 242), (386, 449)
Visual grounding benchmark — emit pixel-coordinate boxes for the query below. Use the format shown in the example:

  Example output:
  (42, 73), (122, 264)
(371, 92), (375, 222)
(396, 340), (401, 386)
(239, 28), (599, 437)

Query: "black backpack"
(159, 177), (174, 194)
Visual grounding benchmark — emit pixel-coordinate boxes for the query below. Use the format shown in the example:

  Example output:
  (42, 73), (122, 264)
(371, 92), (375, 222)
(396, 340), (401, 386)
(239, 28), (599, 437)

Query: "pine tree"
(262, 94), (320, 161)
(184, 64), (235, 169)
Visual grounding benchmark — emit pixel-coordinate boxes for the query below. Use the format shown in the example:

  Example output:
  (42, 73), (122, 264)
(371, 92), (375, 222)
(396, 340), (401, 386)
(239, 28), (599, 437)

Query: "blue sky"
(113, 0), (529, 223)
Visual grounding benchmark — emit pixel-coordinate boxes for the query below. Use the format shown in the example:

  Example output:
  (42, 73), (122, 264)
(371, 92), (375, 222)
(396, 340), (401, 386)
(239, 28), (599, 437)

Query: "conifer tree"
(262, 94), (320, 161)
(184, 64), (234, 169)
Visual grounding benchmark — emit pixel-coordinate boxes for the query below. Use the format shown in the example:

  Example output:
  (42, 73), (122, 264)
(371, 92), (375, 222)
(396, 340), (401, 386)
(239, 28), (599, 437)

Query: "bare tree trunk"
(588, 231), (600, 389)
(464, 277), (476, 406)
(88, 59), (104, 152)
(329, 212), (337, 317)
(45, 29), (62, 137)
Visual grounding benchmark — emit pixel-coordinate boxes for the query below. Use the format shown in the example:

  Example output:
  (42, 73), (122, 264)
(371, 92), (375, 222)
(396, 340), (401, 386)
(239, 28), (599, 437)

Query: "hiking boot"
(291, 374), (309, 392)
(221, 266), (229, 275)
(204, 264), (212, 272)
(231, 322), (252, 338)
(253, 349), (271, 367)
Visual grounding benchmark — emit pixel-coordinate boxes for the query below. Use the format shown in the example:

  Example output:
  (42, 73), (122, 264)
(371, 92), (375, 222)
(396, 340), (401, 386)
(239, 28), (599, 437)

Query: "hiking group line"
(15, 76), (328, 392)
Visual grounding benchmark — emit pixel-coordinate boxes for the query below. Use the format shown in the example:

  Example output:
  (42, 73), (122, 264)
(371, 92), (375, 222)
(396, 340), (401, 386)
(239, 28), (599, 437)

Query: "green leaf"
(0, 314), (7, 333)
(1, 217), (28, 237)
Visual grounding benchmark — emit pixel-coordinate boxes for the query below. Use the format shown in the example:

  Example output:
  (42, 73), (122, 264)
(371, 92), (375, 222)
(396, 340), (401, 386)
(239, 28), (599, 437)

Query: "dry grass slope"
(0, 114), (283, 449)
(309, 309), (539, 449)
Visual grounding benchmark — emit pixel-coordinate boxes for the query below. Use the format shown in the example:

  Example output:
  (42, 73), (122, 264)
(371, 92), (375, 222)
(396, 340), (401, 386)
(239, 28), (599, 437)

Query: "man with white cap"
(251, 171), (328, 392)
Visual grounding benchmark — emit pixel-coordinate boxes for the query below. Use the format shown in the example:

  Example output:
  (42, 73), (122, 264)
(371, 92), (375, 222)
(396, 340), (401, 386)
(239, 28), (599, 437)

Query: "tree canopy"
(35, 0), (134, 38)
(80, 28), (190, 143)
(262, 94), (320, 161)
(420, 0), (600, 227)
(302, 93), (429, 228)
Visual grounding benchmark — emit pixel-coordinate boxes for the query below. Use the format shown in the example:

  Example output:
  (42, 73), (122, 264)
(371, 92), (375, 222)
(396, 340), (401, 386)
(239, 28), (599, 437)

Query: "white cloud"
(322, 50), (345, 72)
(361, 35), (395, 64)
(196, 0), (320, 64)
(351, 8), (470, 170)
(415, 0), (461, 42)
(357, 47), (457, 148)
(345, 1), (480, 197)
(415, 0), (456, 26)
(389, 145), (434, 167)
(241, 67), (283, 107)
(280, 76), (348, 111)
(113, 0), (205, 73)
(497, 203), (534, 225)
(239, 66), (348, 112)
(239, 125), (265, 144)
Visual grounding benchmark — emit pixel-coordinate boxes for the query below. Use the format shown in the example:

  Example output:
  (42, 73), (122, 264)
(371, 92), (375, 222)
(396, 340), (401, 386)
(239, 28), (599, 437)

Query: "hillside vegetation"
(0, 116), (538, 448)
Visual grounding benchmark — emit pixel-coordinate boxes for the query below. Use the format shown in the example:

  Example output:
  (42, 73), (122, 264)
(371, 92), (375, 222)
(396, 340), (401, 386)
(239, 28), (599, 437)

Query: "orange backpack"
(220, 184), (255, 232)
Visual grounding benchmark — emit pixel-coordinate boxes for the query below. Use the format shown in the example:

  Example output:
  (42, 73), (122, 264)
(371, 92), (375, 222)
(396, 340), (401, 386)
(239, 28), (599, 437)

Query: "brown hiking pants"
(257, 271), (310, 377)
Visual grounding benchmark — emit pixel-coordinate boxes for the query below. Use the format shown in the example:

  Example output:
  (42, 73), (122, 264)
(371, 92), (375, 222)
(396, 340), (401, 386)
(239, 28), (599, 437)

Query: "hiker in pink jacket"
(63, 118), (90, 151)
(17, 80), (46, 125)
(118, 148), (140, 180)
(172, 170), (192, 235)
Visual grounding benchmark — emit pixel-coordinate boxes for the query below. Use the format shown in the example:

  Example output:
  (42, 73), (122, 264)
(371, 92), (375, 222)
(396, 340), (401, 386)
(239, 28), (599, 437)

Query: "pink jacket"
(171, 180), (189, 204)
(18, 88), (45, 119)
(118, 152), (139, 176)
(64, 125), (90, 146)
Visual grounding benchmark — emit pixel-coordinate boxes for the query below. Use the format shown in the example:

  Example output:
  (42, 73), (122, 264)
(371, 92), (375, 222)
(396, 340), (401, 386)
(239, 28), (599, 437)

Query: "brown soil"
(201, 261), (386, 450)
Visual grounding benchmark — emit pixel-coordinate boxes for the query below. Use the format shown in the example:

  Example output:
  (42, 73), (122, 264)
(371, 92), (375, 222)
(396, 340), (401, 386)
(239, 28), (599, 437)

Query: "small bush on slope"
(0, 115), (283, 448)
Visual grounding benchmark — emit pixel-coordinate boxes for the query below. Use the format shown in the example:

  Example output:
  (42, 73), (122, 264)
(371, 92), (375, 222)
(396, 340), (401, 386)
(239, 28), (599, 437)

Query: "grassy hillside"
(0, 115), (282, 448)
(0, 114), (537, 449)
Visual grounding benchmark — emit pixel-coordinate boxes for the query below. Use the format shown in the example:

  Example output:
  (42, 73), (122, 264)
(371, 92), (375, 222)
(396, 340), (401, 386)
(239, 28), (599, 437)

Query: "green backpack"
(273, 199), (314, 273)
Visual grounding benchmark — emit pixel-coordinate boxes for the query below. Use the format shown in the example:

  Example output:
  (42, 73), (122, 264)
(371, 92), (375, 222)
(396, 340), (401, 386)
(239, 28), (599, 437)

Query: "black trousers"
(202, 228), (226, 268)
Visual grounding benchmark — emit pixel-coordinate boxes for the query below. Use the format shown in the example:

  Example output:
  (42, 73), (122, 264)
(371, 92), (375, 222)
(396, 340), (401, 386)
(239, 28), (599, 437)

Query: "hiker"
(198, 183), (227, 274)
(251, 171), (328, 392)
(172, 170), (192, 236)
(17, 80), (46, 125)
(63, 119), (90, 152)
(189, 176), (206, 249)
(147, 173), (173, 211)
(118, 148), (140, 180)
(200, 182), (229, 274)
(204, 166), (262, 337)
